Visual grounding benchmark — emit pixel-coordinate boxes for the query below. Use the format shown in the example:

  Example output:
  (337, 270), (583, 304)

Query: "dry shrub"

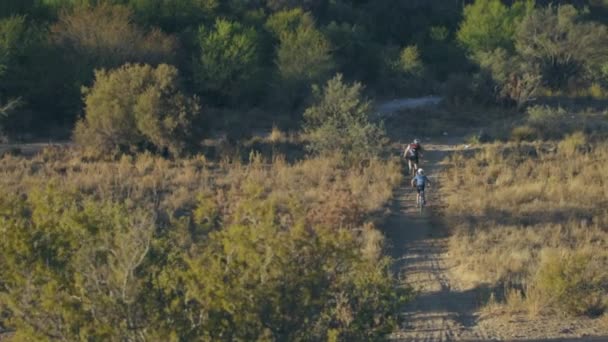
(0, 146), (407, 340)
(557, 131), (588, 156)
(511, 125), (537, 142)
(530, 249), (608, 316)
(52, 4), (177, 68)
(307, 189), (363, 229)
(0, 147), (400, 233)
(441, 139), (608, 316)
(360, 223), (385, 262)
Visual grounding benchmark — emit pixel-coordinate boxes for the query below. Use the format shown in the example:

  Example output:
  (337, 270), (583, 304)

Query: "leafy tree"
(276, 20), (333, 84)
(51, 3), (177, 90)
(0, 0), (36, 18)
(268, 9), (334, 108)
(154, 185), (406, 340)
(192, 18), (262, 105)
(265, 0), (325, 12)
(129, 0), (219, 32)
(0, 187), (157, 341)
(304, 74), (386, 160)
(74, 63), (200, 156)
(476, 48), (542, 107)
(265, 7), (309, 36)
(515, 4), (608, 89)
(324, 21), (381, 84)
(0, 15), (52, 134)
(399, 45), (424, 76)
(457, 0), (534, 56)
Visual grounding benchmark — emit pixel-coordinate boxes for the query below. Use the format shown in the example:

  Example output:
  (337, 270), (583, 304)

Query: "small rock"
(560, 328), (573, 334)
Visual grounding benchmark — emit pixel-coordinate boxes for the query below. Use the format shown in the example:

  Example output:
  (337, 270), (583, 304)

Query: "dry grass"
(441, 139), (608, 317)
(0, 146), (402, 245)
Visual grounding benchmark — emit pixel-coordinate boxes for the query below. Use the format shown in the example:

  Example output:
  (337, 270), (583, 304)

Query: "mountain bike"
(417, 189), (426, 214)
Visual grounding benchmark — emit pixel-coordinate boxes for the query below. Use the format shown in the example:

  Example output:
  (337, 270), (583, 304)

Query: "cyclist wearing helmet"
(411, 168), (430, 206)
(403, 138), (423, 175)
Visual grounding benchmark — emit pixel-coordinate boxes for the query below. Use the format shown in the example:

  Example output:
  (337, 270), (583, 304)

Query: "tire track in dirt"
(383, 140), (491, 342)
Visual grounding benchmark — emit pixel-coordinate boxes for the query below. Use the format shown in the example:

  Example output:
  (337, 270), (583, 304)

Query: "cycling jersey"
(413, 175), (428, 187)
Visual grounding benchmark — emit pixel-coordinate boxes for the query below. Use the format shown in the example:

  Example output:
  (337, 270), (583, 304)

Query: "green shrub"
(457, 0), (533, 55)
(511, 125), (537, 142)
(399, 45), (423, 76)
(74, 63), (201, 157)
(533, 249), (608, 316)
(0, 187), (157, 341)
(0, 163), (410, 340)
(303, 74), (386, 161)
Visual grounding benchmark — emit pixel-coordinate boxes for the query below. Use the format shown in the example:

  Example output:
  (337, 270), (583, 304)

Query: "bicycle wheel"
(419, 191), (425, 214)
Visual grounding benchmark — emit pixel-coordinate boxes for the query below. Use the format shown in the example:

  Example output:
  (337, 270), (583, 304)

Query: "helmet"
(417, 168), (424, 175)
(413, 139), (420, 144)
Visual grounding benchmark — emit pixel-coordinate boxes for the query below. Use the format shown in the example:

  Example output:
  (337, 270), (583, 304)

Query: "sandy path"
(382, 140), (493, 342)
(381, 139), (608, 342)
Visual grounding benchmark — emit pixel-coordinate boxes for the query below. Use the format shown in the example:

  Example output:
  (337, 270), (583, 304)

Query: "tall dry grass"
(441, 137), (608, 317)
(0, 145), (408, 340)
(0, 146), (402, 235)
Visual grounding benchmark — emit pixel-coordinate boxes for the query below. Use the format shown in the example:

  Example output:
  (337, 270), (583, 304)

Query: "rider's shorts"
(407, 155), (419, 164)
(416, 185), (425, 193)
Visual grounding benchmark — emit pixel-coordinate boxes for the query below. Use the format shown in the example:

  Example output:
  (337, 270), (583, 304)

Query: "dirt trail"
(383, 140), (492, 341)
(382, 139), (608, 342)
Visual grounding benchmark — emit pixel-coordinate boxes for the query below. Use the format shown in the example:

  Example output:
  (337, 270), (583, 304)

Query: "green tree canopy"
(192, 18), (262, 105)
(52, 3), (177, 75)
(457, 0), (534, 56)
(267, 9), (334, 108)
(515, 4), (608, 89)
(275, 12), (333, 84)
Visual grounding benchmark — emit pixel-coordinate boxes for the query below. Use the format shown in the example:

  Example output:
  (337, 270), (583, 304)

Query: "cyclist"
(411, 168), (430, 206)
(403, 138), (423, 175)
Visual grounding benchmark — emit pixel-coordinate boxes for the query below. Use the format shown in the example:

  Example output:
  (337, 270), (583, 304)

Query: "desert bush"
(0, 187), (156, 341)
(557, 131), (588, 156)
(303, 74), (386, 161)
(532, 249), (608, 316)
(74, 63), (201, 157)
(442, 72), (497, 106)
(511, 125), (537, 142)
(521, 106), (608, 141)
(442, 140), (608, 316)
(0, 146), (408, 339)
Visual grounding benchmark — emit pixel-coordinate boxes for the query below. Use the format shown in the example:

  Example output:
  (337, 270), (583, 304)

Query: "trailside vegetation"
(0, 149), (409, 340)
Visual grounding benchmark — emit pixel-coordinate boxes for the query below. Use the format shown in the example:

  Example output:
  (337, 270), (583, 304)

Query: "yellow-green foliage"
(74, 63), (200, 157)
(442, 139), (608, 316)
(533, 249), (608, 316)
(0, 148), (407, 340)
(511, 125), (537, 142)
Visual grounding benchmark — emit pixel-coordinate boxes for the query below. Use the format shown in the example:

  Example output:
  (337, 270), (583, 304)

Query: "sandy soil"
(382, 139), (608, 342)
